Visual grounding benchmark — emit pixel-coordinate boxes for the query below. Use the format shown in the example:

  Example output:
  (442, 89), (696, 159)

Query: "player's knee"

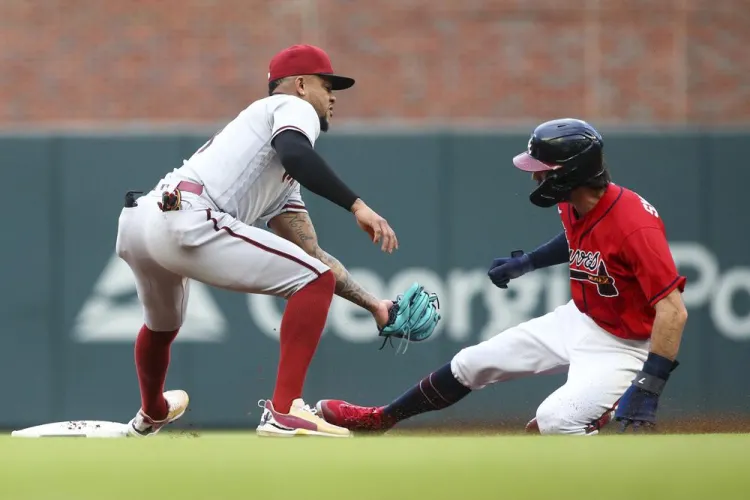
(534, 401), (570, 435)
(145, 316), (183, 333)
(450, 345), (496, 391)
(314, 269), (335, 293)
(285, 264), (333, 297)
(534, 400), (587, 436)
(292, 269), (335, 297)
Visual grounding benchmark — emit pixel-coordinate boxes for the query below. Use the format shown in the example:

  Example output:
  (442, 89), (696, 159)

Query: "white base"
(12, 420), (130, 438)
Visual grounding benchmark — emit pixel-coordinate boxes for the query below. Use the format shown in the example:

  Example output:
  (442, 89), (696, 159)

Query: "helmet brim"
(512, 152), (560, 172)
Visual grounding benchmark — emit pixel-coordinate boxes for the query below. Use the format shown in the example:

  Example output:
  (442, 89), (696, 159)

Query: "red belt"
(176, 181), (203, 195)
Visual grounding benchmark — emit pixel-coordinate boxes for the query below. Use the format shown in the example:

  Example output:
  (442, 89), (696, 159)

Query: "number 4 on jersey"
(639, 196), (659, 218)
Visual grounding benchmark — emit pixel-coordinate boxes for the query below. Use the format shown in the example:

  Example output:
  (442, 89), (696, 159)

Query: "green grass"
(1, 432), (749, 499)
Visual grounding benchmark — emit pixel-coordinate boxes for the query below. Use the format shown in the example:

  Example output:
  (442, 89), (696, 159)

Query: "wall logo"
(72, 254), (227, 343)
(247, 242), (750, 343)
(72, 242), (750, 343)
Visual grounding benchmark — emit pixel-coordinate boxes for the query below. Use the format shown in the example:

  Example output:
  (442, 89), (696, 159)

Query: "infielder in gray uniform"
(115, 44), (440, 438)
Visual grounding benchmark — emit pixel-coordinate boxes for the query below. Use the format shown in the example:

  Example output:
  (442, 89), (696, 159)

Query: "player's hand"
(487, 251), (535, 288)
(615, 353), (678, 433)
(373, 299), (394, 329)
(351, 200), (398, 253)
(614, 384), (660, 432)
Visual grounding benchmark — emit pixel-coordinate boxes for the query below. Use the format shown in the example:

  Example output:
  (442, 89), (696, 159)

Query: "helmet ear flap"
(530, 170), (569, 207)
(528, 155), (602, 208)
(529, 191), (559, 208)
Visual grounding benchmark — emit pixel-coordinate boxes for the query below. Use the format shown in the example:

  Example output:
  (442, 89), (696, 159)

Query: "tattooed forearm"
(271, 211), (380, 312)
(278, 212), (316, 248)
(313, 248), (379, 312)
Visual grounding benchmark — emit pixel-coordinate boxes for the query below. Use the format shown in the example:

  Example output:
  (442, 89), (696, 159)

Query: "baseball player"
(114, 44), (440, 438)
(316, 118), (689, 435)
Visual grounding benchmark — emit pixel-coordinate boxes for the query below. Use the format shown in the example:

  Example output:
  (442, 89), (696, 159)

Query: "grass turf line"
(1, 433), (748, 500)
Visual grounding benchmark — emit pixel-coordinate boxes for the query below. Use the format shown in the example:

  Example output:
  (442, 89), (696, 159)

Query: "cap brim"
(512, 152), (559, 172)
(320, 74), (355, 90)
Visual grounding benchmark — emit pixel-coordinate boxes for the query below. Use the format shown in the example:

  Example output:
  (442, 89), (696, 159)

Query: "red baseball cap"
(268, 44), (355, 91)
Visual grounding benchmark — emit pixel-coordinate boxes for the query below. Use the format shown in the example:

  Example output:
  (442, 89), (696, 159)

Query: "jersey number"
(639, 196), (659, 218)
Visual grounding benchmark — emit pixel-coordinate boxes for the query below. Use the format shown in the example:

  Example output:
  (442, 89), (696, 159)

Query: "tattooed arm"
(268, 210), (383, 314)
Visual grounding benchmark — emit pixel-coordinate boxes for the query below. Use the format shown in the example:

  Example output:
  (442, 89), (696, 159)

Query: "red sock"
(272, 271), (335, 413)
(135, 324), (179, 420)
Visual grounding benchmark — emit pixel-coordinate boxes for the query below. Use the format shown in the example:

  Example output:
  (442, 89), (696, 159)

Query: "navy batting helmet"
(513, 118), (605, 208)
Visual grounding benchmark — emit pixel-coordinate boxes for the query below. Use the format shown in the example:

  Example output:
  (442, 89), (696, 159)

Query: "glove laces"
(378, 325), (411, 355)
(377, 301), (412, 355)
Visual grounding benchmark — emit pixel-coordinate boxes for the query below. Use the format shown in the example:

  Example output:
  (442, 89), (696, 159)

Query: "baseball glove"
(378, 282), (441, 353)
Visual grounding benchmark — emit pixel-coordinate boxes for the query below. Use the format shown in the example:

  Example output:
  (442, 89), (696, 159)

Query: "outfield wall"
(2, 130), (749, 429)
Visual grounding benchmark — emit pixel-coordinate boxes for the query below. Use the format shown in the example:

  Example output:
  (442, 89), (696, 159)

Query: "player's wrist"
(518, 253), (535, 273)
(527, 232), (568, 270)
(350, 198), (366, 213)
(642, 352), (676, 380)
(632, 352), (678, 395)
(370, 298), (387, 316)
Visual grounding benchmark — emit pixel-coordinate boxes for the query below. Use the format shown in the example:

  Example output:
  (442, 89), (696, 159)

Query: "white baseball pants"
(451, 300), (650, 435)
(115, 187), (328, 332)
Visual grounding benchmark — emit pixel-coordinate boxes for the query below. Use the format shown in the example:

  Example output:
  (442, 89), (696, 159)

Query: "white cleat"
(256, 398), (351, 438)
(127, 390), (189, 437)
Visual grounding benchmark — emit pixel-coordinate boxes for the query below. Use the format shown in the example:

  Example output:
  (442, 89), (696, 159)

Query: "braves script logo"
(569, 249), (618, 297)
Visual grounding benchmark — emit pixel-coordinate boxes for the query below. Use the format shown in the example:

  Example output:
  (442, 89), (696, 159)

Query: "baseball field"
(1, 431), (748, 499)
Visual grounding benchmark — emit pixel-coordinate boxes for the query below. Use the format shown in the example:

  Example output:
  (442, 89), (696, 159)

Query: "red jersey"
(558, 183), (686, 340)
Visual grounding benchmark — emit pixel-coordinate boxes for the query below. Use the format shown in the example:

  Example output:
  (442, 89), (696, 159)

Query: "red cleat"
(315, 399), (396, 434)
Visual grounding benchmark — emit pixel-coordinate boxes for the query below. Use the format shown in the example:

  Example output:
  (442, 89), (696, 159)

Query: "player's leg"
(115, 204), (190, 436)
(317, 301), (576, 432)
(143, 206), (346, 436)
(531, 311), (649, 435)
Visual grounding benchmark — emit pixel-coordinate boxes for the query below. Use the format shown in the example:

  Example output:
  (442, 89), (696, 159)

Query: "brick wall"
(2, 0), (748, 126)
